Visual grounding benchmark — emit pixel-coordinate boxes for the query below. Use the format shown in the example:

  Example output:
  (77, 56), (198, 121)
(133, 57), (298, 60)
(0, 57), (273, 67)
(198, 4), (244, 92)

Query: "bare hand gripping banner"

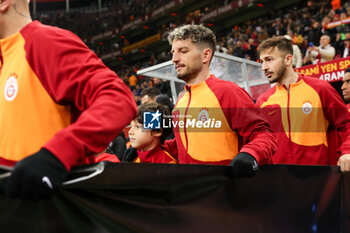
(0, 162), (348, 233)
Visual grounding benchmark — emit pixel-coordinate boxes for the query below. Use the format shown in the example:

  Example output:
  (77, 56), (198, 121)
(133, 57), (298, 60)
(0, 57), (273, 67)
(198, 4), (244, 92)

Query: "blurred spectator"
(152, 77), (172, 97)
(304, 34), (335, 64)
(128, 71), (138, 90)
(233, 40), (245, 58)
(307, 21), (322, 46)
(285, 34), (303, 68)
(338, 32), (350, 58)
(156, 94), (174, 112)
(216, 40), (228, 54)
(244, 38), (258, 61)
(322, 15), (337, 42)
(140, 87), (161, 105)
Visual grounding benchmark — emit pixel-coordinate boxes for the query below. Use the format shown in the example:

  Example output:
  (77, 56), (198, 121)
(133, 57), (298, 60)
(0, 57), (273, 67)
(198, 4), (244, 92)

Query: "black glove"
(4, 148), (67, 200)
(230, 152), (259, 178)
(122, 146), (138, 162)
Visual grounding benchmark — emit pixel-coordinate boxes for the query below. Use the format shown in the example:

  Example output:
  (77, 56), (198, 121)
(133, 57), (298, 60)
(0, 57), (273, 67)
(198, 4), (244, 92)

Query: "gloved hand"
(230, 152), (259, 178)
(4, 148), (67, 200)
(122, 146), (138, 162)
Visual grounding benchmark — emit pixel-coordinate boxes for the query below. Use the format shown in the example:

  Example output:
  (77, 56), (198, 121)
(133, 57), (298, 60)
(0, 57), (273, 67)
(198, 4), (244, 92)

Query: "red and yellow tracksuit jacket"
(133, 145), (177, 164)
(0, 21), (137, 169)
(256, 74), (350, 165)
(165, 75), (276, 165)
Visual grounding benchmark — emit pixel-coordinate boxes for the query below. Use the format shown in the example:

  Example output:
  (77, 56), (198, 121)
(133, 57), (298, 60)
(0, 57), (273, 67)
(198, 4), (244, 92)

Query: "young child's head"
(128, 103), (171, 150)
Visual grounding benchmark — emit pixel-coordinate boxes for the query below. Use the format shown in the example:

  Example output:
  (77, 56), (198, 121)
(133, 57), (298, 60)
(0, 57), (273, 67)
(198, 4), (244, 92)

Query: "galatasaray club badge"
(198, 108), (209, 122)
(302, 101), (312, 115)
(4, 74), (18, 102)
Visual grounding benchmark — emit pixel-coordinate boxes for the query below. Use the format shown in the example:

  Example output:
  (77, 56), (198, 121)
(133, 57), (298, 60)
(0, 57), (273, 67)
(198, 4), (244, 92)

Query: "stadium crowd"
(33, 0), (350, 124)
(123, 0), (350, 102)
(34, 0), (350, 98)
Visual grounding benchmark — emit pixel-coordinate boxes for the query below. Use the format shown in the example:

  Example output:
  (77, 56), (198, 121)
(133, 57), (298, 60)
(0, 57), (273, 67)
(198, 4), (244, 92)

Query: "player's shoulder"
(256, 85), (276, 104)
(301, 75), (334, 93)
(21, 21), (83, 46)
(206, 75), (242, 91)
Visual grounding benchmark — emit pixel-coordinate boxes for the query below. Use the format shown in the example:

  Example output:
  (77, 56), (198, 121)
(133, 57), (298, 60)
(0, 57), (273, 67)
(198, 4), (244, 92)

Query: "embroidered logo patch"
(198, 108), (209, 122)
(302, 101), (312, 114)
(4, 74), (18, 102)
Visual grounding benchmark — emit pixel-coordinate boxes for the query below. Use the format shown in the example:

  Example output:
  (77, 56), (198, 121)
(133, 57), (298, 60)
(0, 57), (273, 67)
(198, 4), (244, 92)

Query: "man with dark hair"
(342, 67), (350, 111)
(257, 36), (350, 172)
(156, 94), (174, 112)
(166, 24), (277, 177)
(0, 0), (137, 199)
(140, 87), (161, 105)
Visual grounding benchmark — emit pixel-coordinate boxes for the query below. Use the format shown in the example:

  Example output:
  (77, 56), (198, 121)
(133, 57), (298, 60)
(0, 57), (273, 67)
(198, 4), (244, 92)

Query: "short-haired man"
(257, 36), (350, 172)
(166, 24), (277, 177)
(342, 67), (350, 111)
(140, 87), (161, 105)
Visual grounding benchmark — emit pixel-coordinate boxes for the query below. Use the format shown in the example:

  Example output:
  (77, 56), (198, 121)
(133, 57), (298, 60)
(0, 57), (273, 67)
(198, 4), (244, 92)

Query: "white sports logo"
(4, 76), (18, 101)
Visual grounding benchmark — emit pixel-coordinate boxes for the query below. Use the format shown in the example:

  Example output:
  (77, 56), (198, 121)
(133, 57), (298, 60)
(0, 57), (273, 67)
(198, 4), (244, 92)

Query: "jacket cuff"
(239, 148), (261, 165)
(43, 134), (83, 171)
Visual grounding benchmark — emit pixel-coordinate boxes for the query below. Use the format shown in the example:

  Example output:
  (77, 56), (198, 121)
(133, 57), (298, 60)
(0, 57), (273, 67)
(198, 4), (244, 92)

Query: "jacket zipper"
(184, 86), (191, 153)
(286, 86), (292, 140)
(0, 51), (3, 75)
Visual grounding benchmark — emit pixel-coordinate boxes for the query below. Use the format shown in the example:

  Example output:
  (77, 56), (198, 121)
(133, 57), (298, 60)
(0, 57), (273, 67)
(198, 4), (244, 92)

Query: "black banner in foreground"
(0, 162), (348, 233)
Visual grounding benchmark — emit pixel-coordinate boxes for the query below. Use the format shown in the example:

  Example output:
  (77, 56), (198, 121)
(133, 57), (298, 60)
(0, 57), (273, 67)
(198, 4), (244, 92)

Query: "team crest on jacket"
(4, 74), (18, 101)
(302, 101), (312, 114)
(198, 108), (209, 122)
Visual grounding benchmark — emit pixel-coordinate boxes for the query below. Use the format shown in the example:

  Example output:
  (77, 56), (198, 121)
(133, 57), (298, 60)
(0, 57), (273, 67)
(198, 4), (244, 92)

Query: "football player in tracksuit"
(257, 36), (350, 172)
(164, 24), (277, 177)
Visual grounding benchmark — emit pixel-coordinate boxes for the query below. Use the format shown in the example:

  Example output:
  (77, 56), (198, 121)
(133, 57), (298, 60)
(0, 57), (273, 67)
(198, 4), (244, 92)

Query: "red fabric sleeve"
(95, 153), (121, 163)
(21, 22), (137, 170)
(206, 77), (276, 165)
(163, 138), (179, 160)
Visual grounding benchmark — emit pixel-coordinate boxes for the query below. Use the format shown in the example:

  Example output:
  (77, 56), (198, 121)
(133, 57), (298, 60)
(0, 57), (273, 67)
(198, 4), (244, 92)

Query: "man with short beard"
(165, 24), (277, 177)
(256, 36), (350, 172)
